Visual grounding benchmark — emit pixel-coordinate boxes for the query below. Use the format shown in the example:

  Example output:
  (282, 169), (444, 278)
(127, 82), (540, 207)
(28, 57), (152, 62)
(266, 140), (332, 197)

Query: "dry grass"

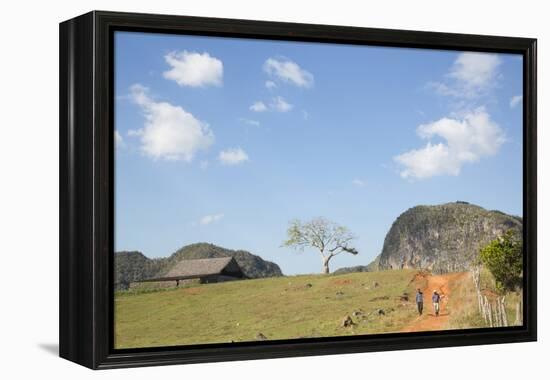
(445, 272), (486, 329)
(115, 270), (420, 349)
(446, 267), (522, 329)
(115, 267), (519, 349)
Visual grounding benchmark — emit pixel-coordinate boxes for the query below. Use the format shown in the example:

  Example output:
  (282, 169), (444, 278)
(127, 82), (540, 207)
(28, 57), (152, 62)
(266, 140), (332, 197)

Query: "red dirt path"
(402, 272), (468, 332)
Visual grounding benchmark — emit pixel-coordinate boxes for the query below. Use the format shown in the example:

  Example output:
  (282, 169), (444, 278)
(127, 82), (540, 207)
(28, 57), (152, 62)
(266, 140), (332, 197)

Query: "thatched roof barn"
(131, 257), (246, 289)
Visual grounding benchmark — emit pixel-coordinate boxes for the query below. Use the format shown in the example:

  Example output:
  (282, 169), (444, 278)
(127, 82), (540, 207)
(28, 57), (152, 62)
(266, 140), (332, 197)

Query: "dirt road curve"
(402, 272), (468, 333)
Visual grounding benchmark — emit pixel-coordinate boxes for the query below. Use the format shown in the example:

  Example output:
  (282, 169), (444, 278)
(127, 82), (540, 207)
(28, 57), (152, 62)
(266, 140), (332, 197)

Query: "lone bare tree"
(283, 217), (358, 274)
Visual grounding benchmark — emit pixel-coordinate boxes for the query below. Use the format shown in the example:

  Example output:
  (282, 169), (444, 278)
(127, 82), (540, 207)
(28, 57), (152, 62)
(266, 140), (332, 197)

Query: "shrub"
(479, 230), (522, 292)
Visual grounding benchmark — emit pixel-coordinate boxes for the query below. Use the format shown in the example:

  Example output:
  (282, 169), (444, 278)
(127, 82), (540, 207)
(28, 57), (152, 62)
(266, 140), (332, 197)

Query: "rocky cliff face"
(378, 202), (522, 273)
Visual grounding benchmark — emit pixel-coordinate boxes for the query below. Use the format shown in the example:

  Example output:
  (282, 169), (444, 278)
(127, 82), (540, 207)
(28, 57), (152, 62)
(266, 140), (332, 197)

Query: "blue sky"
(114, 31), (523, 275)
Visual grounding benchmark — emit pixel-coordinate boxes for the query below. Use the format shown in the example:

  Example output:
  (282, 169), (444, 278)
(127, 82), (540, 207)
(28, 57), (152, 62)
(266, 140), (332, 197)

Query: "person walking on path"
(432, 290), (442, 316)
(415, 289), (424, 315)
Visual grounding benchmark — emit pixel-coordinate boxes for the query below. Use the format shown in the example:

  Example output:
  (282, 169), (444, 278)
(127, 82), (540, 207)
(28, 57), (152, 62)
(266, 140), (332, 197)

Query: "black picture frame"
(59, 10), (537, 370)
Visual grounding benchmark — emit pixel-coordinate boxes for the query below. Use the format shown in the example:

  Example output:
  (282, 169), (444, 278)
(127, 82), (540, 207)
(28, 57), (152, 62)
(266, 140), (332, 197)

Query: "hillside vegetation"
(115, 243), (282, 290)
(115, 270), (423, 348)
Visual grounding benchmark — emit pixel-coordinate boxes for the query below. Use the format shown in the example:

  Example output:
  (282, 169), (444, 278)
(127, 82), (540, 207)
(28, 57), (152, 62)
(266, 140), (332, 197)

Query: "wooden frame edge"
(59, 11), (537, 369)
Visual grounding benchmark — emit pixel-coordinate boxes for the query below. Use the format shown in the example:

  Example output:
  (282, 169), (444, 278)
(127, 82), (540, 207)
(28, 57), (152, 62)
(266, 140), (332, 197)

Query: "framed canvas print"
(59, 11), (537, 369)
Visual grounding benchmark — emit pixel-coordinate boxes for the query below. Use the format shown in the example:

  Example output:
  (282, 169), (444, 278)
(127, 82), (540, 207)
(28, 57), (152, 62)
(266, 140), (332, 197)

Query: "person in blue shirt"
(432, 290), (442, 316)
(415, 289), (424, 315)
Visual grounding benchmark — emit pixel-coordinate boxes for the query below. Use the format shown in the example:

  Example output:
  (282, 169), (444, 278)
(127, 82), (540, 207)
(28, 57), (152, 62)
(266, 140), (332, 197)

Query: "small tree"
(479, 230), (523, 292)
(283, 217), (358, 274)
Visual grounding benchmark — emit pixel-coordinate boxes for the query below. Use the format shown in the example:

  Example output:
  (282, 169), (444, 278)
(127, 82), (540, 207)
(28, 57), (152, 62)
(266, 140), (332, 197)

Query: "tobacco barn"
(130, 257), (246, 290)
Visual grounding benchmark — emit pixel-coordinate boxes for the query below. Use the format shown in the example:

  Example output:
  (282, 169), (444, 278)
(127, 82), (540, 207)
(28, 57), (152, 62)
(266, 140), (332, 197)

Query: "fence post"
(500, 296), (508, 327)
(514, 290), (523, 326)
(485, 296), (493, 327)
(515, 297), (523, 326)
(478, 293), (483, 315)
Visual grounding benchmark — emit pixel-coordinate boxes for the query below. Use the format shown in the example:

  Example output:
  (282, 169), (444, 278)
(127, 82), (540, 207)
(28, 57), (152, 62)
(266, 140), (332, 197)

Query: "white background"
(0, 0), (546, 378)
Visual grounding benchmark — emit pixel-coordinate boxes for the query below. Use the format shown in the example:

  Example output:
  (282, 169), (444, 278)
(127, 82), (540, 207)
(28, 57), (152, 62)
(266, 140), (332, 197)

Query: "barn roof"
(166, 257), (235, 277)
(141, 257), (243, 282)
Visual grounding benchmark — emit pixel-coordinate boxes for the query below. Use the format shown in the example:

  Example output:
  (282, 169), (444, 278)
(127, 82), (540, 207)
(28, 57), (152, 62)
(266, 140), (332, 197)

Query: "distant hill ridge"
(115, 243), (283, 290)
(334, 255), (380, 275)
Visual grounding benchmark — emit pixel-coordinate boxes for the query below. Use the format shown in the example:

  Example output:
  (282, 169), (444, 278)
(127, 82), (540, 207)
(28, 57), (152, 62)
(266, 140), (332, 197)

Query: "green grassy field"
(115, 270), (421, 348)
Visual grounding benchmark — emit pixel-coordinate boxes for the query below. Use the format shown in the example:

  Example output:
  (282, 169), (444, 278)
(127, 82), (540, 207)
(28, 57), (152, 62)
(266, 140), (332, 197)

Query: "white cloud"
(449, 52), (501, 89)
(240, 118), (260, 126)
(429, 52), (501, 99)
(427, 81), (462, 98)
(395, 143), (454, 179)
(394, 108), (506, 179)
(250, 97), (293, 113)
(270, 96), (293, 112)
(302, 110), (309, 120)
(352, 178), (367, 187)
(510, 95), (523, 108)
(129, 84), (214, 161)
(250, 101), (268, 112)
(265, 80), (277, 90)
(163, 50), (223, 87)
(199, 213), (224, 225)
(200, 160), (209, 170)
(127, 129), (142, 137)
(219, 147), (249, 165)
(263, 58), (314, 88)
(115, 130), (124, 148)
